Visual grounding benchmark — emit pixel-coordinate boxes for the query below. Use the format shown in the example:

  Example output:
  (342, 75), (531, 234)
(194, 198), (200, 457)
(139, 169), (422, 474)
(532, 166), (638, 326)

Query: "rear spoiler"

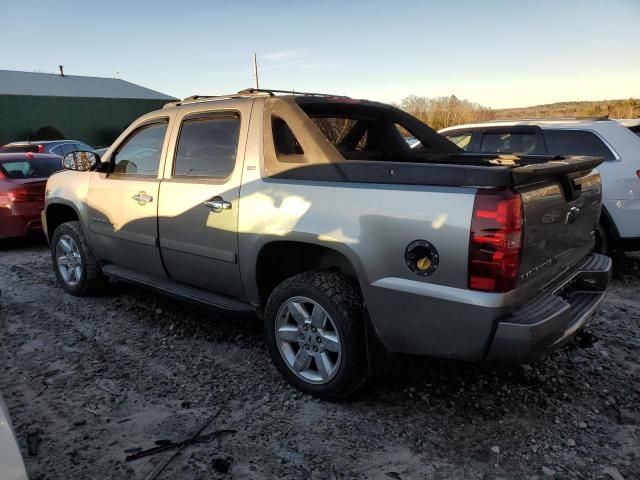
(270, 154), (604, 188)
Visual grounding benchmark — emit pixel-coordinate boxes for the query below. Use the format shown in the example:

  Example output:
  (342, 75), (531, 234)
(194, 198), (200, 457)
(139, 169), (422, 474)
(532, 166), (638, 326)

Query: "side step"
(102, 264), (255, 314)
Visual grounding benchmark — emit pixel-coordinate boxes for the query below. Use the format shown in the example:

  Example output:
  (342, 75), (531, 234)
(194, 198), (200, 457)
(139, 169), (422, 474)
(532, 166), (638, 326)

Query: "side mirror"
(62, 151), (100, 172)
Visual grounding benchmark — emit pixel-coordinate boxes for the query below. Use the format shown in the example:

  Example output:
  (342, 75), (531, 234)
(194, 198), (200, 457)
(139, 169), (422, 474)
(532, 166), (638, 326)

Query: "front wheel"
(51, 221), (105, 296)
(264, 271), (368, 399)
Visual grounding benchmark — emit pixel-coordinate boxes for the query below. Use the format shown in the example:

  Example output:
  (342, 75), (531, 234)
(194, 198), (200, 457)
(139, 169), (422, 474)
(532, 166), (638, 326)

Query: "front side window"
(480, 132), (541, 154)
(174, 114), (240, 178)
(445, 132), (472, 151)
(113, 122), (168, 176)
(543, 129), (615, 161)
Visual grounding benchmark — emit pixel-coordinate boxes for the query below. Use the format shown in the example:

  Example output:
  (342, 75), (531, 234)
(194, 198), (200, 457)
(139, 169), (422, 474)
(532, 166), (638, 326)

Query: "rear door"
(157, 101), (251, 298)
(87, 117), (171, 277)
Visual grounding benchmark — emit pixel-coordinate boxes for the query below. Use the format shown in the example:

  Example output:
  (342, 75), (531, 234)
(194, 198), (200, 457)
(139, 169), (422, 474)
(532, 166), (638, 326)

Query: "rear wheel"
(595, 221), (612, 257)
(51, 221), (105, 296)
(264, 271), (368, 399)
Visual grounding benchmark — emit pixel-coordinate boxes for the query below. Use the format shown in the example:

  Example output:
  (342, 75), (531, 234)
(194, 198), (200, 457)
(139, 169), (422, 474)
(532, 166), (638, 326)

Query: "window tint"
(445, 133), (472, 151)
(0, 157), (62, 179)
(272, 117), (304, 156)
(174, 115), (240, 177)
(113, 122), (167, 175)
(76, 142), (94, 151)
(543, 130), (614, 160)
(59, 143), (78, 156)
(480, 132), (541, 154)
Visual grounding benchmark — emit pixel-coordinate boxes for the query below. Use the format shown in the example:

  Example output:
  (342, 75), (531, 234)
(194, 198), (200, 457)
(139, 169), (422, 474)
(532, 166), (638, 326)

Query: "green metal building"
(0, 69), (175, 147)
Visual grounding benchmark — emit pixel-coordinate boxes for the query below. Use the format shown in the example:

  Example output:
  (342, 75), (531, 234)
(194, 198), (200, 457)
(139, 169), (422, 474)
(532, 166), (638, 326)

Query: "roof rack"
(163, 87), (349, 108)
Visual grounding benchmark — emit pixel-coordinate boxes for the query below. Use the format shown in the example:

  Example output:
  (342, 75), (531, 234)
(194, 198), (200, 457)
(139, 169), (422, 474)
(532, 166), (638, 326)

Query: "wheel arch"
(45, 201), (81, 242)
(253, 239), (366, 311)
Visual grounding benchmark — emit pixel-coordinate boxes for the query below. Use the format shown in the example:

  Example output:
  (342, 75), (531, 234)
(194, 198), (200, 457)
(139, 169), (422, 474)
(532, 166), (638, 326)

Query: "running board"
(102, 264), (255, 314)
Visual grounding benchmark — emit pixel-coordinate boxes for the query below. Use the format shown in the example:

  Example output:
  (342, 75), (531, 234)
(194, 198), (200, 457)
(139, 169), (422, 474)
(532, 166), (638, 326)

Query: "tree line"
(398, 95), (640, 130)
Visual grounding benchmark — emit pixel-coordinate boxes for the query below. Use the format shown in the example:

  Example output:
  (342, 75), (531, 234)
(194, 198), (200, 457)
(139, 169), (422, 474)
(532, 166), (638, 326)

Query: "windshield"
(0, 157), (62, 179)
(628, 125), (640, 138)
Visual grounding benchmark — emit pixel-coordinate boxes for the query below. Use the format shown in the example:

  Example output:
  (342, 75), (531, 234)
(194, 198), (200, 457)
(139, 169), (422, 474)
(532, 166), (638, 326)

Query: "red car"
(0, 153), (62, 241)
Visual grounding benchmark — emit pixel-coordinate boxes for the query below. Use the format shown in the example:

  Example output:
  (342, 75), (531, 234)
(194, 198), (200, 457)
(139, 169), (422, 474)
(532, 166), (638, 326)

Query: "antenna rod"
(253, 53), (259, 89)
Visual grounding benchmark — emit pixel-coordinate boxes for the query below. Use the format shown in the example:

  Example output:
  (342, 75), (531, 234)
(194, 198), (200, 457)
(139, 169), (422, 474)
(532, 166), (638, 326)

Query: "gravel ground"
(0, 239), (638, 480)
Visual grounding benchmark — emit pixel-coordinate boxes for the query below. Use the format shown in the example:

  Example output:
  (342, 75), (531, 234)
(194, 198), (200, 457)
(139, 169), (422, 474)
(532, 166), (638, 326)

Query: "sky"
(2, 0), (639, 108)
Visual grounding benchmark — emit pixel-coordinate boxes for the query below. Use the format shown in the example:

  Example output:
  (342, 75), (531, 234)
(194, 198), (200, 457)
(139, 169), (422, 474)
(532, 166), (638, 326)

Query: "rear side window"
(445, 132), (472, 151)
(273, 117), (304, 156)
(174, 114), (240, 178)
(480, 132), (542, 154)
(57, 143), (79, 156)
(543, 130), (615, 160)
(113, 122), (168, 176)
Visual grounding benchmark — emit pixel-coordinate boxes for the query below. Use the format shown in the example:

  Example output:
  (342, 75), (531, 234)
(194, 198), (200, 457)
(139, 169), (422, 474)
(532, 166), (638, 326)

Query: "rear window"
(0, 144), (41, 153)
(543, 130), (615, 160)
(0, 157), (62, 179)
(480, 132), (542, 154)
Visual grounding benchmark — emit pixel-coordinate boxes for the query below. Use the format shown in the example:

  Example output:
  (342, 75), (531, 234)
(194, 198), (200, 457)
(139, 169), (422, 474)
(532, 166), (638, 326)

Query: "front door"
(158, 104), (251, 298)
(87, 119), (170, 277)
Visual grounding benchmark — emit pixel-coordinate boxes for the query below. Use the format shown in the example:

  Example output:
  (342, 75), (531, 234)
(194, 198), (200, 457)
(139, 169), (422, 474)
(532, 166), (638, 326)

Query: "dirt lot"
(0, 240), (638, 480)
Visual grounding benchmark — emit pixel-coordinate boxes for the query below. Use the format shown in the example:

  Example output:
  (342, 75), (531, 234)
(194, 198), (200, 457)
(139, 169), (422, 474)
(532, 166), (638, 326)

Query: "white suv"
(440, 118), (640, 254)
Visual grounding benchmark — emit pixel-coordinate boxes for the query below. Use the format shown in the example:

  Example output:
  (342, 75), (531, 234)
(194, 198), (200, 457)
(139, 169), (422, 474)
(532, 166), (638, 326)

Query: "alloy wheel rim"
(275, 296), (342, 384)
(56, 234), (83, 287)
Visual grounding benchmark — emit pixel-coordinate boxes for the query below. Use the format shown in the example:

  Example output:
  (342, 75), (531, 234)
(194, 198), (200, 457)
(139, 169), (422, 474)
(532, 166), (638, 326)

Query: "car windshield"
(0, 157), (62, 179)
(0, 144), (41, 153)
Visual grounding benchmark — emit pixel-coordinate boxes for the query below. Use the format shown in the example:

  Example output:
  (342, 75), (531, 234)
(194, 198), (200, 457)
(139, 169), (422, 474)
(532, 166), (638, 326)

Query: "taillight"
(636, 170), (640, 179)
(469, 188), (523, 292)
(8, 187), (39, 203)
(37, 144), (44, 153)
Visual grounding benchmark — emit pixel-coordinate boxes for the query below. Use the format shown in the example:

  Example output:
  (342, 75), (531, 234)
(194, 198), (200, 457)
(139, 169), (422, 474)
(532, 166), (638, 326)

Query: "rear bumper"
(486, 253), (611, 362)
(0, 211), (41, 240)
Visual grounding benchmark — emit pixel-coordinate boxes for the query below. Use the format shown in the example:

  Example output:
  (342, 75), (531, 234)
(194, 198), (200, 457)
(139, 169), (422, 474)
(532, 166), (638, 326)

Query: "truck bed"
(271, 153), (603, 188)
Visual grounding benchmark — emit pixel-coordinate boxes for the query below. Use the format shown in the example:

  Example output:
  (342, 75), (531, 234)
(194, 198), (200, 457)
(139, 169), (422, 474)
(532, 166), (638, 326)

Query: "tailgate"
(516, 168), (602, 288)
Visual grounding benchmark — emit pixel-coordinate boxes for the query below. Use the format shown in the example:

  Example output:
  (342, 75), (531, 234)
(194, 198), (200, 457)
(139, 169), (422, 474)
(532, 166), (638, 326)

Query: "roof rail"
(479, 115), (611, 123)
(163, 87), (350, 108)
(162, 89), (272, 109)
(237, 88), (350, 98)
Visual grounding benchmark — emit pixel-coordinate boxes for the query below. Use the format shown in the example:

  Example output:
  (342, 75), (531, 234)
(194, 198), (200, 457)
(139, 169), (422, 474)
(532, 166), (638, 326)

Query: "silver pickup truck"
(42, 89), (611, 398)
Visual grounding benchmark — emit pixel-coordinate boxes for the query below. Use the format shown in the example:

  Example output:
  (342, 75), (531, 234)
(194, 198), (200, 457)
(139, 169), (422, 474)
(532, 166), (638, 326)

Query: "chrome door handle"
(204, 197), (232, 212)
(132, 191), (153, 205)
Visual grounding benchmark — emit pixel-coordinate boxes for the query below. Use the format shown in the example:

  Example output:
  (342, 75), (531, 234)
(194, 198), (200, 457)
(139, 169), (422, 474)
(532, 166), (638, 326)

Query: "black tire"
(51, 221), (105, 296)
(264, 271), (368, 399)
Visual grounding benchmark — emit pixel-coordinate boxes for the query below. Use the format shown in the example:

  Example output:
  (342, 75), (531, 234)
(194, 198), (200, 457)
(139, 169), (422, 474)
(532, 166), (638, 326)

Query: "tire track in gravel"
(1, 247), (639, 479)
